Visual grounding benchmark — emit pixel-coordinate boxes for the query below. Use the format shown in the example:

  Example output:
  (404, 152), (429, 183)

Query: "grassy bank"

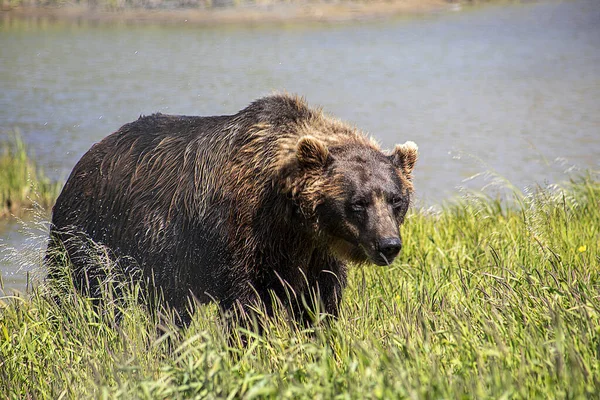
(4, 0), (455, 10)
(1, 0), (464, 26)
(1, 0), (526, 26)
(0, 132), (61, 218)
(1, 174), (599, 398)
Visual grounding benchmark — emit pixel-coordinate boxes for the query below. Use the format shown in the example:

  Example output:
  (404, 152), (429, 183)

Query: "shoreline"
(1, 1), (461, 26)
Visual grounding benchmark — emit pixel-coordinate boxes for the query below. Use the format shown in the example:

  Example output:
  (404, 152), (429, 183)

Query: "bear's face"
(294, 137), (418, 266)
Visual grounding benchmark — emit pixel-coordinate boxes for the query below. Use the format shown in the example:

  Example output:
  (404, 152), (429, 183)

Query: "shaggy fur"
(47, 94), (418, 324)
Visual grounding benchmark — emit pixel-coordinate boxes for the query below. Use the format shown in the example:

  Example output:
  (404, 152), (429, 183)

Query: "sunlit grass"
(0, 131), (61, 218)
(1, 174), (599, 398)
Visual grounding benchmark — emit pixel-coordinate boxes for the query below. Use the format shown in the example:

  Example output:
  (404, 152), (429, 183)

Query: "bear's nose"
(377, 237), (402, 264)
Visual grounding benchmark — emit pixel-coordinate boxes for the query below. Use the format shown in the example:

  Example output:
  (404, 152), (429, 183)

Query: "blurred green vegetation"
(0, 132), (61, 218)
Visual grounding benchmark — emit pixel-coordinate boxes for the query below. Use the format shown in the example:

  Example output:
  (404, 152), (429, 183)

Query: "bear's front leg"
(315, 266), (348, 318)
(292, 257), (348, 325)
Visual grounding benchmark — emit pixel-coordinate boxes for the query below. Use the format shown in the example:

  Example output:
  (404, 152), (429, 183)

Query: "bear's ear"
(390, 141), (418, 177)
(297, 136), (329, 169)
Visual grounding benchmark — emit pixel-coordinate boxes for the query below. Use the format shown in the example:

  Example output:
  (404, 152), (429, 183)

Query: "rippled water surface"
(1, 0), (599, 292)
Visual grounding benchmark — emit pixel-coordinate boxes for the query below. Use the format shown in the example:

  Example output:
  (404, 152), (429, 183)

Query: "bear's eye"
(391, 196), (405, 209)
(350, 200), (368, 212)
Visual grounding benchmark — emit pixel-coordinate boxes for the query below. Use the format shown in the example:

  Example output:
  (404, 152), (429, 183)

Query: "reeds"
(0, 132), (61, 218)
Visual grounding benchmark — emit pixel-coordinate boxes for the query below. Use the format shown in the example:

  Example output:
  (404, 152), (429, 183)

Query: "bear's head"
(290, 136), (418, 266)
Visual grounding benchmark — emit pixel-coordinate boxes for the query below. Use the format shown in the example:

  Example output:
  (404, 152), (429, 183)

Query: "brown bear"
(46, 94), (418, 325)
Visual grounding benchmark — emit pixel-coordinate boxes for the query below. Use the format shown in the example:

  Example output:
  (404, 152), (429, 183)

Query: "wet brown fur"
(46, 94), (418, 325)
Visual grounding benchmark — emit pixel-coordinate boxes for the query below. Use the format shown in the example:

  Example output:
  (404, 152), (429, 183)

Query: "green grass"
(1, 174), (599, 398)
(0, 132), (61, 218)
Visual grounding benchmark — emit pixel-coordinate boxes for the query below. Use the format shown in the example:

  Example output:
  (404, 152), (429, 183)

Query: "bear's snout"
(376, 237), (402, 264)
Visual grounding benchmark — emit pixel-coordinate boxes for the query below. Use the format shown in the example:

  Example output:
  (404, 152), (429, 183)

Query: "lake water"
(1, 0), (599, 293)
